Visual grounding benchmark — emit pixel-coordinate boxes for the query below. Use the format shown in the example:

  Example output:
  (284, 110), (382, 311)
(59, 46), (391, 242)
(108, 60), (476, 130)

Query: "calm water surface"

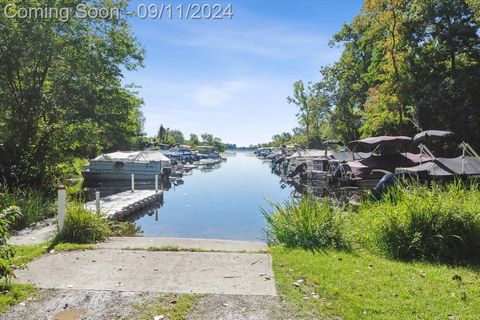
(134, 151), (293, 241)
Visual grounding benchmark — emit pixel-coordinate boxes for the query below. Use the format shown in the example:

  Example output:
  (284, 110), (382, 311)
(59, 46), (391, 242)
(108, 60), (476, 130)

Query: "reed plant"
(55, 202), (111, 244)
(263, 195), (350, 250)
(0, 186), (54, 230)
(358, 181), (480, 263)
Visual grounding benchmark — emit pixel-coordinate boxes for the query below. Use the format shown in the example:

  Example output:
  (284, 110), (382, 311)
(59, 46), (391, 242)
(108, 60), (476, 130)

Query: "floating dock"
(85, 190), (163, 220)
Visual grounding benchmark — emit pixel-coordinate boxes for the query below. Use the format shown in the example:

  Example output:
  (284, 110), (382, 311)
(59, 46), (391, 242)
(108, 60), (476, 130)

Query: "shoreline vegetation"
(265, 181), (480, 318)
(1, 0), (480, 318)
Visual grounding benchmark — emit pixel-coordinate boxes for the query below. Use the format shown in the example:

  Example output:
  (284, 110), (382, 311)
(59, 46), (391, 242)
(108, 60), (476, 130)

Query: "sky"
(123, 0), (363, 146)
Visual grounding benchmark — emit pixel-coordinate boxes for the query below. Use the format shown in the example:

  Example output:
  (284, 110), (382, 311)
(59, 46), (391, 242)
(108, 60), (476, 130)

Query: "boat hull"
(82, 170), (169, 182)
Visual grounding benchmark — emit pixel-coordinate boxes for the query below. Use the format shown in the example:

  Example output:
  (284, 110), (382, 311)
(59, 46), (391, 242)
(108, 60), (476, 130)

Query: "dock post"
(95, 191), (101, 214)
(155, 175), (159, 193)
(58, 186), (67, 233)
(131, 174), (135, 192)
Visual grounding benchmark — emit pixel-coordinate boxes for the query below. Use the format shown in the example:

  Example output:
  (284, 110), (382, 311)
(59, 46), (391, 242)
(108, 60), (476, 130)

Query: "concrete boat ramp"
(84, 190), (163, 220)
(14, 237), (276, 296)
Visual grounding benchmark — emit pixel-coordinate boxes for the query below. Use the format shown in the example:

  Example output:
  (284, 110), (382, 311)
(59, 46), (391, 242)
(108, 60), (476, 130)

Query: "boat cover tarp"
(412, 130), (454, 144)
(348, 153), (423, 179)
(331, 151), (371, 162)
(94, 151), (170, 162)
(396, 156), (480, 177)
(348, 136), (411, 154)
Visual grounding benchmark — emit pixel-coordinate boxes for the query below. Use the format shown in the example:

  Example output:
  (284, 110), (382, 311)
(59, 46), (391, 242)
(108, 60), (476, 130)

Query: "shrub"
(363, 182), (480, 263)
(55, 202), (111, 244)
(0, 206), (22, 281)
(263, 195), (350, 250)
(0, 186), (54, 230)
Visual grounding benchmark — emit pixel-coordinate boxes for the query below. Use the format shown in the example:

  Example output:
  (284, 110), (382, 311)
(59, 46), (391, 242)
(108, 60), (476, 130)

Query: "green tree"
(201, 133), (214, 145)
(287, 81), (316, 146)
(289, 0), (480, 149)
(157, 125), (167, 142)
(0, 0), (145, 189)
(189, 134), (199, 147)
(169, 129), (185, 145)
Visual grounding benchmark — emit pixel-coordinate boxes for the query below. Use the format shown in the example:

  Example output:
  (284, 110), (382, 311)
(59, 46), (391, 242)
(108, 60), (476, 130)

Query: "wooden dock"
(85, 190), (163, 220)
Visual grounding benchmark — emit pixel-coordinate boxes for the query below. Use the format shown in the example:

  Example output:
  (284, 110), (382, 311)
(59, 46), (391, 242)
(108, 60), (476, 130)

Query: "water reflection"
(132, 151), (292, 241)
(85, 151), (293, 241)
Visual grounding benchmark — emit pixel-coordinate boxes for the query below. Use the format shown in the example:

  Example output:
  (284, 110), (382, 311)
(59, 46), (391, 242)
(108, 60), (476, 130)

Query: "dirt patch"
(0, 289), (156, 320)
(0, 290), (300, 320)
(188, 294), (301, 320)
(53, 308), (87, 320)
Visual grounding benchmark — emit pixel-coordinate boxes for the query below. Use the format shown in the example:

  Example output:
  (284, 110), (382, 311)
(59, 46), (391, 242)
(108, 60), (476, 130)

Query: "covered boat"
(345, 136), (426, 180)
(396, 156), (480, 179)
(82, 150), (172, 183)
(395, 132), (480, 179)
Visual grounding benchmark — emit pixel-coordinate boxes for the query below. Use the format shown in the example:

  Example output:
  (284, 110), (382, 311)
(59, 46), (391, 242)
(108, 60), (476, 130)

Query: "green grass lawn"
(271, 247), (480, 319)
(0, 283), (36, 314)
(11, 243), (48, 268)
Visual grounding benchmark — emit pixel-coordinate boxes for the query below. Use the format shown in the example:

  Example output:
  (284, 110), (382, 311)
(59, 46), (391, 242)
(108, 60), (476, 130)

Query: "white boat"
(82, 150), (172, 182)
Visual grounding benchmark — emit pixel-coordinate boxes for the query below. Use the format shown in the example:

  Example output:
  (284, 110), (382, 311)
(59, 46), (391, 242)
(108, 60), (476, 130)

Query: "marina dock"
(85, 190), (163, 220)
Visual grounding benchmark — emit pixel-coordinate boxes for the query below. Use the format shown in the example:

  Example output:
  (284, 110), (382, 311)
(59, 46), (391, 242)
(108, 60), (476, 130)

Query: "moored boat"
(82, 150), (172, 184)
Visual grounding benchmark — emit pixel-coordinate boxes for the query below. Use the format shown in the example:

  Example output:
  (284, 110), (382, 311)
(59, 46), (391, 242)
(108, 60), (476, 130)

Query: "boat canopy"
(396, 156), (480, 177)
(412, 130), (454, 144)
(94, 150), (170, 162)
(348, 136), (411, 154)
(348, 153), (419, 179)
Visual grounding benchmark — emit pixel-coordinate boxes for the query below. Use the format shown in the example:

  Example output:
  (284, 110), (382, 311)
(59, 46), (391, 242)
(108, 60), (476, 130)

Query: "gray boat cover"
(348, 136), (411, 153)
(395, 156), (480, 177)
(94, 151), (170, 162)
(348, 153), (427, 179)
(412, 130), (454, 144)
(331, 151), (371, 162)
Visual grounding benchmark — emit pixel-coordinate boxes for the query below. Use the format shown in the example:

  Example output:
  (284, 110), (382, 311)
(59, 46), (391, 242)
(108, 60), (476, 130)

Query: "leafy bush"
(263, 195), (350, 250)
(55, 202), (111, 244)
(0, 206), (22, 281)
(362, 182), (480, 263)
(0, 186), (54, 230)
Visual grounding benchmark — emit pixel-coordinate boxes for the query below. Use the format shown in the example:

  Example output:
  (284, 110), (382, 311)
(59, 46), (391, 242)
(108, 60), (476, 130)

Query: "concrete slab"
(15, 249), (276, 296)
(9, 218), (57, 246)
(96, 237), (267, 252)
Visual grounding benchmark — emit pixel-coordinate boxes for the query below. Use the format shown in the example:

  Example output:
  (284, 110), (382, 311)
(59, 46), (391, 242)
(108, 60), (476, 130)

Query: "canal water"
(132, 151), (293, 241)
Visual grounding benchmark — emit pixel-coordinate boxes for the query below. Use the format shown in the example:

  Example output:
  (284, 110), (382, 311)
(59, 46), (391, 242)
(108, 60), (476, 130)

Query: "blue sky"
(123, 0), (363, 146)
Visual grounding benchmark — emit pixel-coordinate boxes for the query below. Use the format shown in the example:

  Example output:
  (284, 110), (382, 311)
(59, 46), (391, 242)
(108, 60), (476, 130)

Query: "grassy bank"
(0, 283), (36, 314)
(265, 182), (480, 318)
(271, 247), (480, 319)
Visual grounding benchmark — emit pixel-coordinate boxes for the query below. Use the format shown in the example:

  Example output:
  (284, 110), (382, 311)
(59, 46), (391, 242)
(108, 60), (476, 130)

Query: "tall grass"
(0, 186), (54, 230)
(266, 181), (480, 264)
(55, 202), (111, 244)
(360, 181), (480, 263)
(263, 195), (350, 250)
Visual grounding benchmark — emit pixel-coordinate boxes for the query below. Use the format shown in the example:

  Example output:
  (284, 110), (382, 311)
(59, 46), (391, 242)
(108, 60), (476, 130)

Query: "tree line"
(277, 0), (480, 149)
(0, 0), (146, 191)
(155, 124), (235, 152)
